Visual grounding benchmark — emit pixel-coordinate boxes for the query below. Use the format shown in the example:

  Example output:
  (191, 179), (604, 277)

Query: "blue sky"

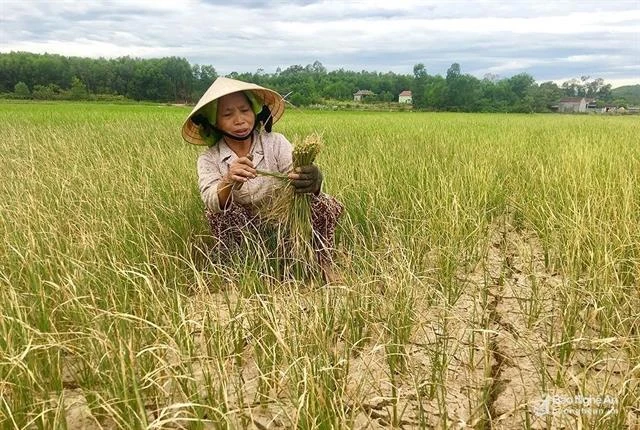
(1, 0), (639, 87)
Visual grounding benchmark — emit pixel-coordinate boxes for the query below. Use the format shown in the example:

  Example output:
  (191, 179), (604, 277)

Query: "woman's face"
(215, 92), (255, 137)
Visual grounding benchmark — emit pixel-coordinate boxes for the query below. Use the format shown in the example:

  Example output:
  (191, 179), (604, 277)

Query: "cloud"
(1, 0), (638, 86)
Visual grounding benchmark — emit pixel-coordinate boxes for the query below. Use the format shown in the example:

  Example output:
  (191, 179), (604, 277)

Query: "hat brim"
(181, 77), (285, 146)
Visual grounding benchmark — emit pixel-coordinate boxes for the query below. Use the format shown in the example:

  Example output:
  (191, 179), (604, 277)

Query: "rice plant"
(1, 101), (639, 429)
(258, 132), (324, 281)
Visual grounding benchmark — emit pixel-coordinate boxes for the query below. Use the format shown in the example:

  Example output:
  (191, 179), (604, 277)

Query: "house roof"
(558, 97), (596, 103)
(354, 89), (375, 96)
(399, 90), (412, 96)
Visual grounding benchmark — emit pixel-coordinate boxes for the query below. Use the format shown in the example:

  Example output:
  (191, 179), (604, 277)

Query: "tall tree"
(412, 63), (428, 108)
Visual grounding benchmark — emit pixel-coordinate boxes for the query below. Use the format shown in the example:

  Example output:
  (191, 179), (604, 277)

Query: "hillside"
(612, 84), (640, 105)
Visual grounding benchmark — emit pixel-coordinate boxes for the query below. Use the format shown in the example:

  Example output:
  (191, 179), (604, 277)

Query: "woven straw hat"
(181, 77), (285, 146)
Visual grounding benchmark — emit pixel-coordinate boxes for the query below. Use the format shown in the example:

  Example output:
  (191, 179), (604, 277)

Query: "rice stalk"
(257, 133), (324, 280)
(255, 169), (289, 180)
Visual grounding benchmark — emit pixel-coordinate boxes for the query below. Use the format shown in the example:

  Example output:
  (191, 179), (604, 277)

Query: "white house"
(554, 97), (596, 113)
(398, 90), (412, 104)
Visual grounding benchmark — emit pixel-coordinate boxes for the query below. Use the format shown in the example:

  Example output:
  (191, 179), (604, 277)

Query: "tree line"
(0, 52), (623, 112)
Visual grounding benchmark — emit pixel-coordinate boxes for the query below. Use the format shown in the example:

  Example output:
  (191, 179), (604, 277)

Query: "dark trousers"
(205, 193), (344, 266)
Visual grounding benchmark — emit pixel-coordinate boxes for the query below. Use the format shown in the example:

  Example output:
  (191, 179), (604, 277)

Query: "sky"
(1, 0), (639, 87)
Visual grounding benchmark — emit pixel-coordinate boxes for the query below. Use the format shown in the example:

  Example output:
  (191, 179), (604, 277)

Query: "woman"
(181, 77), (343, 277)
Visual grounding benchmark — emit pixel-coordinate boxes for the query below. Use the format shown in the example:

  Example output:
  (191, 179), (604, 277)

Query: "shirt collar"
(252, 133), (264, 166)
(218, 131), (263, 165)
(218, 138), (235, 164)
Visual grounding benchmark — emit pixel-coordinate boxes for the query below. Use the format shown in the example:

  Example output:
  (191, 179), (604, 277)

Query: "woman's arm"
(197, 153), (225, 212)
(198, 154), (258, 212)
(217, 157), (256, 208)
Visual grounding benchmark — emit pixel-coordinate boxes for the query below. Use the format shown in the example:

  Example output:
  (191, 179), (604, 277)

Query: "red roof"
(399, 90), (412, 96)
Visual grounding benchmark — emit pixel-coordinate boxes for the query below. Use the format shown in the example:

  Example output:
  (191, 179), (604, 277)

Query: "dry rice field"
(1, 102), (639, 429)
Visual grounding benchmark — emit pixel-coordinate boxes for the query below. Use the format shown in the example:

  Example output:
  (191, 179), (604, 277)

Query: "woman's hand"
(289, 164), (323, 194)
(223, 156), (256, 189)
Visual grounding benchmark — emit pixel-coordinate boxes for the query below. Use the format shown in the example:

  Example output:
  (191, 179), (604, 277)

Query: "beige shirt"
(197, 131), (293, 213)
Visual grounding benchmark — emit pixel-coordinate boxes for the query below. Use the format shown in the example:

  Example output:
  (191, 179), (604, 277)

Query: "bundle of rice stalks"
(257, 133), (323, 280)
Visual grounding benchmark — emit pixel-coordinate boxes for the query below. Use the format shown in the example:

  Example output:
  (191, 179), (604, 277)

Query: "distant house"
(398, 90), (412, 104)
(552, 97), (596, 113)
(353, 89), (375, 102)
(602, 104), (619, 113)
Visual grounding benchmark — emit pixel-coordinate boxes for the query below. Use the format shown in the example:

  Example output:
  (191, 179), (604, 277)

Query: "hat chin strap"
(214, 117), (259, 142)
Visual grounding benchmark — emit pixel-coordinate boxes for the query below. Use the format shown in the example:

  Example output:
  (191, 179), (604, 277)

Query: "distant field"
(1, 101), (639, 429)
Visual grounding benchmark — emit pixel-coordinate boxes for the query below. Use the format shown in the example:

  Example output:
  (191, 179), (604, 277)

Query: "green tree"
(444, 64), (481, 111)
(69, 77), (89, 100)
(32, 84), (60, 100)
(0, 51), (615, 111)
(611, 85), (640, 105)
(411, 63), (428, 108)
(446, 62), (461, 81)
(161, 57), (193, 102)
(562, 76), (612, 101)
(531, 81), (563, 112)
(424, 76), (447, 110)
(445, 63), (463, 110)
(506, 73), (536, 112)
(192, 64), (217, 98)
(377, 90), (394, 102)
(310, 60), (327, 74)
(14, 81), (30, 99)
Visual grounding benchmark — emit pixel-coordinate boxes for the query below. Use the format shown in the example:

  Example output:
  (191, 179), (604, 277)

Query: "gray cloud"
(1, 0), (638, 87)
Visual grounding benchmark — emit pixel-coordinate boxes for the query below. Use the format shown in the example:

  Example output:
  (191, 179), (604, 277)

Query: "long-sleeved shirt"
(197, 131), (293, 213)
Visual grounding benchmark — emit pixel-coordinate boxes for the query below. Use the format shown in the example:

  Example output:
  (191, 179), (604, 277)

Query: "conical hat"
(181, 77), (285, 146)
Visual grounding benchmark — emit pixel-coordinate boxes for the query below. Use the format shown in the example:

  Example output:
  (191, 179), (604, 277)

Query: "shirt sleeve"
(276, 133), (294, 173)
(197, 150), (223, 213)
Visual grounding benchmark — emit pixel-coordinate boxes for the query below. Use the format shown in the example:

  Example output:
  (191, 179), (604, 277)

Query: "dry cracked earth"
(55, 215), (639, 429)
